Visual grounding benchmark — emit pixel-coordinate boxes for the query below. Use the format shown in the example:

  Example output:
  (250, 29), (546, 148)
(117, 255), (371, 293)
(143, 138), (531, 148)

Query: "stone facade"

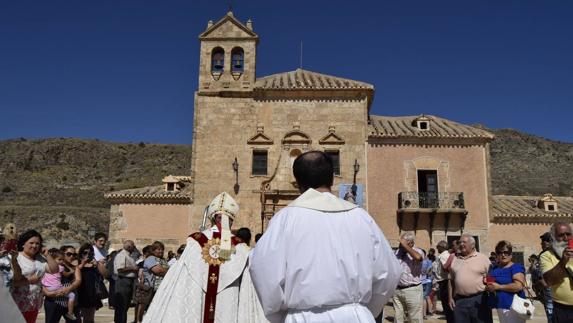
(191, 95), (369, 232)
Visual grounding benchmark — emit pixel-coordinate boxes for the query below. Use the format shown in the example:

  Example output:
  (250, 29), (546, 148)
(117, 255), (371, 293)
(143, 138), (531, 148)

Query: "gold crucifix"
(209, 273), (218, 284)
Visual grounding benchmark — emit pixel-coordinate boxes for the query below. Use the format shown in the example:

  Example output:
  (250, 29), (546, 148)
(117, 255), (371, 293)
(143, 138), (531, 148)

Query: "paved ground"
(38, 301), (547, 323)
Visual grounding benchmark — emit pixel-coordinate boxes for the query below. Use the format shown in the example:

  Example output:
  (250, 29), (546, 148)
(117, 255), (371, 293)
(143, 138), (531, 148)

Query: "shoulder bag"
(510, 278), (535, 320)
(94, 268), (109, 300)
(134, 264), (153, 304)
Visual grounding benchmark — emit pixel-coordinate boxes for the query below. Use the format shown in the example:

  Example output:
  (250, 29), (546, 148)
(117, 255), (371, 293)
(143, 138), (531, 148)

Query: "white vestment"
(250, 189), (401, 323)
(0, 275), (26, 323)
(143, 226), (268, 323)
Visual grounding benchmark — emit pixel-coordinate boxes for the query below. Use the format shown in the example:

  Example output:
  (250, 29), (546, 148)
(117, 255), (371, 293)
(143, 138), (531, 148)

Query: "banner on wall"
(338, 184), (364, 207)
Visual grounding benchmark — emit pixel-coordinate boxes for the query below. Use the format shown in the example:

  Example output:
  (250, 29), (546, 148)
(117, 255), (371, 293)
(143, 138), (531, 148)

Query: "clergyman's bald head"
(293, 151), (334, 192)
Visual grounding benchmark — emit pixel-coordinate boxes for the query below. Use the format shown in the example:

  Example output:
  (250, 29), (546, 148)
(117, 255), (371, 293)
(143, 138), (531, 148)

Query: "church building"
(105, 12), (573, 257)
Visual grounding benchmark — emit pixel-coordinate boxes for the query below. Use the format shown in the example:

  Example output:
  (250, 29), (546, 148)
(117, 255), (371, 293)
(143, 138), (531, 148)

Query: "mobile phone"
(568, 238), (573, 249)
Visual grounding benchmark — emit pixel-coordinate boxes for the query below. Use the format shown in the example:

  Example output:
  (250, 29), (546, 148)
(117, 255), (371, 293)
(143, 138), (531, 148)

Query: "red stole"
(190, 231), (241, 323)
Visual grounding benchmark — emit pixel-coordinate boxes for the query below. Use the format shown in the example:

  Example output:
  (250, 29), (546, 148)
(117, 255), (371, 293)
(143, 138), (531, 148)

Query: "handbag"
(510, 280), (535, 320)
(94, 270), (109, 300)
(134, 268), (153, 304)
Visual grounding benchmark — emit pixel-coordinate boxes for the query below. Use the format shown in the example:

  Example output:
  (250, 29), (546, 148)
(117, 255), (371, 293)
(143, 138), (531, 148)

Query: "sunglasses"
(496, 251), (512, 256)
(65, 252), (77, 257)
(82, 250), (91, 255)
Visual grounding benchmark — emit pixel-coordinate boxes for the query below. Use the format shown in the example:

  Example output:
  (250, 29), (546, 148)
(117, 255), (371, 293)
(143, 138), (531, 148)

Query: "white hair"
(401, 232), (415, 243)
(437, 240), (448, 250)
(460, 233), (476, 247)
(550, 222), (572, 241)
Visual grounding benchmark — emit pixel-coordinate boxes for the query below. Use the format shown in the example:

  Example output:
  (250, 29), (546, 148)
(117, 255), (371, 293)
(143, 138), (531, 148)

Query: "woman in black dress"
(76, 243), (106, 323)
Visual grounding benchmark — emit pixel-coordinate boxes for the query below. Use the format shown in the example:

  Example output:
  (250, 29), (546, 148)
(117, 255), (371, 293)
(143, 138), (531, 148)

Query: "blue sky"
(1, 0), (572, 144)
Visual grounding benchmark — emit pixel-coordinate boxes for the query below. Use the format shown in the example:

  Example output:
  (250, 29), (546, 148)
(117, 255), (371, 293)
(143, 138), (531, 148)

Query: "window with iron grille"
(325, 150), (340, 175)
(252, 150), (268, 176)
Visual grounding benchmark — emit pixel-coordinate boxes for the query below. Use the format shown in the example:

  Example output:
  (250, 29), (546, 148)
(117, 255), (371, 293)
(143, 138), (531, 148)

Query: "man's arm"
(447, 278), (455, 310)
(542, 247), (573, 286)
(115, 253), (138, 275)
(399, 238), (423, 262)
(443, 253), (456, 272)
(43, 249), (59, 274)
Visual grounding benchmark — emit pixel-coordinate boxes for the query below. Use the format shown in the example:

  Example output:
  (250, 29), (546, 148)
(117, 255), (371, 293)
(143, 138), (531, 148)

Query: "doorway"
(418, 170), (438, 208)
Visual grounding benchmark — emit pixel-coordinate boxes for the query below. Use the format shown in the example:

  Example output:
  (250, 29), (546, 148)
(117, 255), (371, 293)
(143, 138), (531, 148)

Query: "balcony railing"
(399, 192), (465, 210)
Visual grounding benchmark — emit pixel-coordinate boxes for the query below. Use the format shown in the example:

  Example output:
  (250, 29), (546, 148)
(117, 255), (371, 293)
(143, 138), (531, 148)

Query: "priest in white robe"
(143, 192), (268, 323)
(250, 151), (401, 323)
(1, 273), (26, 323)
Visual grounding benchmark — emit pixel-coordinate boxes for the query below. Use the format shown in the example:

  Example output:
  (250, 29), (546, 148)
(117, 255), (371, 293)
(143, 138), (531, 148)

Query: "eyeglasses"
(82, 250), (91, 255)
(496, 251), (512, 256)
(65, 252), (77, 257)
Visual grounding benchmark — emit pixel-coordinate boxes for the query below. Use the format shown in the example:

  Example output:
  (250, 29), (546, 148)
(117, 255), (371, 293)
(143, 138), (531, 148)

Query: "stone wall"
(109, 203), (191, 251)
(488, 222), (549, 257)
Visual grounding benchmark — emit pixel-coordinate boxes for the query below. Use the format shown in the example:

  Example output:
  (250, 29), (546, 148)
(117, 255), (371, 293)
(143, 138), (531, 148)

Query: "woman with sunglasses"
(486, 240), (527, 323)
(76, 243), (106, 323)
(42, 246), (82, 323)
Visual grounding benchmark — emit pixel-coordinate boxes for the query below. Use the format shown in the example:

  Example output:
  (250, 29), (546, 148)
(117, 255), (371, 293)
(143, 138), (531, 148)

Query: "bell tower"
(198, 12), (258, 93)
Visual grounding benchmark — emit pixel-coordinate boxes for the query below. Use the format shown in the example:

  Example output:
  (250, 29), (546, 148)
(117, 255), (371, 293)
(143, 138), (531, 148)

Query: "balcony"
(398, 191), (466, 212)
(397, 192), (467, 238)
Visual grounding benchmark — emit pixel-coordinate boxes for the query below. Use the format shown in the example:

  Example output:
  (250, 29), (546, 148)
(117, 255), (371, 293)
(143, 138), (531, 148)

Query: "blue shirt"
(421, 259), (433, 284)
(488, 263), (526, 309)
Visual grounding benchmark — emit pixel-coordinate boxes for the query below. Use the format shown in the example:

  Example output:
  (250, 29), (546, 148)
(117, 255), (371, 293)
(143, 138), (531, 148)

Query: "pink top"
(41, 265), (64, 289)
(395, 246), (424, 286)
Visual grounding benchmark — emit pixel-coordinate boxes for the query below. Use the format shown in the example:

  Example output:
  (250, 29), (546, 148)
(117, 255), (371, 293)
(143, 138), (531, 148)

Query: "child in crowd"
(41, 249), (76, 321)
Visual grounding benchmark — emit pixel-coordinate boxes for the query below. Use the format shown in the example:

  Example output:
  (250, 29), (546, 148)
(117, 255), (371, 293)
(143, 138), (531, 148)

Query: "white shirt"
(250, 189), (401, 323)
(114, 249), (136, 278)
(93, 245), (107, 262)
(11, 253), (48, 312)
(434, 250), (450, 281)
(167, 258), (177, 267)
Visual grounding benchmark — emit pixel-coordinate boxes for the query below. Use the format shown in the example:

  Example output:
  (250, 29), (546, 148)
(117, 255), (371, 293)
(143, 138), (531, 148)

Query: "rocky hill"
(0, 138), (192, 245)
(0, 130), (571, 245)
(488, 129), (573, 196)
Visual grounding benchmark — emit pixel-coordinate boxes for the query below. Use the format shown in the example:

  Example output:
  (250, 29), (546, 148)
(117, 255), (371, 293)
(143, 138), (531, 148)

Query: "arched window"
(211, 47), (225, 73)
(231, 47), (244, 73)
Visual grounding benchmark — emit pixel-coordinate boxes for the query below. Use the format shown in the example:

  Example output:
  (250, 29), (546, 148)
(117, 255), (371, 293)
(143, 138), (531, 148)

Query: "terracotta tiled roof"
(104, 182), (192, 203)
(491, 195), (573, 223)
(368, 115), (494, 140)
(255, 68), (373, 90)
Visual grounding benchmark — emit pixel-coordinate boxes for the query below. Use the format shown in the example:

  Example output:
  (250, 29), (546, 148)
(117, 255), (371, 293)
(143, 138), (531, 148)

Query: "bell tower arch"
(198, 11), (258, 93)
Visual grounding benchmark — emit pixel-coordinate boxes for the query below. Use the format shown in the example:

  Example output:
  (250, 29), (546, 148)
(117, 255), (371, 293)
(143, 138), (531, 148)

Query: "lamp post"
(351, 159), (360, 197)
(232, 157), (240, 194)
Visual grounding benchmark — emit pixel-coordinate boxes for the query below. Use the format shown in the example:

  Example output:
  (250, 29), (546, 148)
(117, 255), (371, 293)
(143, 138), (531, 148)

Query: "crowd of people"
(392, 223), (573, 323)
(0, 223), (262, 323)
(1, 150), (572, 323)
